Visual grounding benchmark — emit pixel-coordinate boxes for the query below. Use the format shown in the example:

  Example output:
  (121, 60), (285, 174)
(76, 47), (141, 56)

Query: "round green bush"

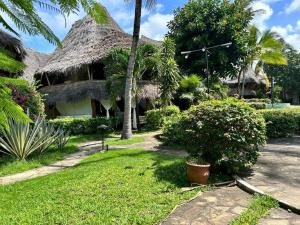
(163, 99), (266, 173)
(145, 105), (180, 130)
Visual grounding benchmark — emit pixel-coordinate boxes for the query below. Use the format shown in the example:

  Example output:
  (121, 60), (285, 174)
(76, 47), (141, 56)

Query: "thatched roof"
(0, 29), (26, 61)
(23, 48), (49, 82)
(38, 8), (159, 76)
(224, 68), (267, 87)
(40, 80), (160, 104)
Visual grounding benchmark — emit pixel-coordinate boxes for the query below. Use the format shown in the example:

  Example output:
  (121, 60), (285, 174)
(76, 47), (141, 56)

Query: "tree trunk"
(241, 68), (247, 99)
(121, 0), (142, 139)
(237, 68), (242, 98)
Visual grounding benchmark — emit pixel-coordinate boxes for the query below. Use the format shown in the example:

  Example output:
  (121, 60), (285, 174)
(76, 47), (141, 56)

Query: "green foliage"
(0, 0), (108, 46)
(168, 0), (255, 77)
(230, 195), (278, 225)
(0, 83), (30, 129)
(264, 45), (300, 97)
(0, 149), (200, 224)
(0, 134), (99, 176)
(0, 119), (60, 160)
(104, 43), (161, 105)
(243, 99), (271, 110)
(157, 37), (181, 106)
(55, 129), (70, 150)
(0, 77), (45, 120)
(49, 117), (120, 135)
(163, 99), (266, 174)
(259, 108), (300, 138)
(145, 105), (180, 130)
(0, 48), (26, 73)
(180, 75), (201, 92)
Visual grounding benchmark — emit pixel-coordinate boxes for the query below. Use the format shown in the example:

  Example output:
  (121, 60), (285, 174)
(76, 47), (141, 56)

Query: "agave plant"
(0, 119), (58, 160)
(56, 129), (70, 150)
(36, 120), (60, 153)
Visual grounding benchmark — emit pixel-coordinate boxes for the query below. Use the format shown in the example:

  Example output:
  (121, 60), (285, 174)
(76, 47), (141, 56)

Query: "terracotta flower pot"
(186, 162), (210, 184)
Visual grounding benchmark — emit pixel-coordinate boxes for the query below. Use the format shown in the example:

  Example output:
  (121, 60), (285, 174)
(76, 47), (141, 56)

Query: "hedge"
(49, 117), (120, 135)
(243, 99), (271, 110)
(145, 105), (180, 130)
(259, 108), (300, 138)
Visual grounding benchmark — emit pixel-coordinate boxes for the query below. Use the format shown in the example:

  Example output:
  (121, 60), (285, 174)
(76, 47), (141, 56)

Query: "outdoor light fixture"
(181, 42), (232, 94)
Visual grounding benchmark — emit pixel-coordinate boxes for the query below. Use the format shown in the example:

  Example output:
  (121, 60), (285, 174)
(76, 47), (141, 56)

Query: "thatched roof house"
(36, 9), (160, 121)
(0, 29), (26, 61)
(23, 48), (49, 83)
(224, 68), (268, 98)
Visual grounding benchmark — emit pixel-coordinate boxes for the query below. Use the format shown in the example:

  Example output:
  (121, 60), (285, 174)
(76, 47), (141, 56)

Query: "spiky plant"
(56, 129), (70, 150)
(36, 120), (60, 153)
(0, 119), (58, 160)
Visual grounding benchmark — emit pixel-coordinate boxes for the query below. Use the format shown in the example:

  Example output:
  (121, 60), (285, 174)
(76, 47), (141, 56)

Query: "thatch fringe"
(40, 80), (160, 104)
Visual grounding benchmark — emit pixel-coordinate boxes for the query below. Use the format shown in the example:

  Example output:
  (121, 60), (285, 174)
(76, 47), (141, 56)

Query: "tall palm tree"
(240, 26), (287, 97)
(0, 0), (107, 46)
(121, 0), (156, 139)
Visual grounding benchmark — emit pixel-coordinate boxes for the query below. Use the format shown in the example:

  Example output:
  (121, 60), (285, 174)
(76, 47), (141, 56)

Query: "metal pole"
(271, 75), (274, 108)
(205, 49), (210, 94)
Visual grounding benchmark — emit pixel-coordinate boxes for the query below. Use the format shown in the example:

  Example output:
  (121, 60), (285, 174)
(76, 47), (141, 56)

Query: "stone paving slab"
(258, 208), (300, 225)
(244, 136), (300, 210)
(161, 186), (251, 225)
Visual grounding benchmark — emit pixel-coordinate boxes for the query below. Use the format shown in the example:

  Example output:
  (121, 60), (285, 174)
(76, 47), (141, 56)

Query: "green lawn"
(230, 195), (278, 225)
(0, 149), (201, 225)
(0, 134), (144, 177)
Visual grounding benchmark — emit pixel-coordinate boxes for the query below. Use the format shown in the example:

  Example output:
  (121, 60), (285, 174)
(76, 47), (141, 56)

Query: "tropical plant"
(239, 26), (287, 97)
(163, 99), (266, 174)
(56, 129), (70, 150)
(0, 0), (108, 46)
(0, 119), (59, 160)
(264, 45), (300, 102)
(167, 0), (256, 77)
(157, 37), (181, 107)
(37, 120), (59, 153)
(122, 0), (156, 139)
(0, 84), (30, 129)
(0, 48), (26, 73)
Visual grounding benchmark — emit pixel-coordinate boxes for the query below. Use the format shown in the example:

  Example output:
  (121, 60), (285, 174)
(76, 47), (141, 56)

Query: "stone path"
(244, 136), (300, 211)
(161, 186), (251, 225)
(258, 208), (300, 225)
(0, 141), (103, 185)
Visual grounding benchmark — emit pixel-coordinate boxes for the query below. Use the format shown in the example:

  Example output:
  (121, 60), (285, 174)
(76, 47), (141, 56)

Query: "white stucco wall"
(56, 98), (92, 117)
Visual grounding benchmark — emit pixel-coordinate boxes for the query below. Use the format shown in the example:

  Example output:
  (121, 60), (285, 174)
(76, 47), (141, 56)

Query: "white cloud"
(271, 24), (300, 51)
(285, 0), (300, 14)
(251, 1), (273, 31)
(140, 13), (173, 40)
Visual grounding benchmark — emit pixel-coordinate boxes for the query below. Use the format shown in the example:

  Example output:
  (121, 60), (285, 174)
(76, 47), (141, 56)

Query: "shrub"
(162, 99), (266, 174)
(0, 77), (45, 120)
(259, 108), (300, 138)
(0, 119), (59, 160)
(49, 117), (119, 135)
(56, 129), (70, 150)
(145, 105), (180, 130)
(243, 99), (271, 110)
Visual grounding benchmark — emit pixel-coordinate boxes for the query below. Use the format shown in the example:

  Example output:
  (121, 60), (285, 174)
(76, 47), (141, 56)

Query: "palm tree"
(240, 26), (287, 98)
(121, 0), (156, 139)
(0, 0), (107, 46)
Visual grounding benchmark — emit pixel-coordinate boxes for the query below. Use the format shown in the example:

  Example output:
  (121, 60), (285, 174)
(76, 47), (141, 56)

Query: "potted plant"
(186, 157), (210, 184)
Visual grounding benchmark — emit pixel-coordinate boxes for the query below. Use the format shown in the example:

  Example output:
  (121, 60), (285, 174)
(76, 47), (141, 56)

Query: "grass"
(0, 148), (203, 225)
(0, 134), (145, 177)
(230, 195), (279, 225)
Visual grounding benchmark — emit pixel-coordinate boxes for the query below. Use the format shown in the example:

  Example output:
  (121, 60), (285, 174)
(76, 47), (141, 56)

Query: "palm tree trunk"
(121, 0), (142, 139)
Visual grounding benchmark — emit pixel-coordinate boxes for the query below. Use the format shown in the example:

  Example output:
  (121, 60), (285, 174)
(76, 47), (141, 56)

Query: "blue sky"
(2, 0), (300, 53)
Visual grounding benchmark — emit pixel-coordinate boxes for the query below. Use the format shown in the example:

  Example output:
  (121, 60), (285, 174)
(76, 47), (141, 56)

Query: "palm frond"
(260, 52), (287, 65)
